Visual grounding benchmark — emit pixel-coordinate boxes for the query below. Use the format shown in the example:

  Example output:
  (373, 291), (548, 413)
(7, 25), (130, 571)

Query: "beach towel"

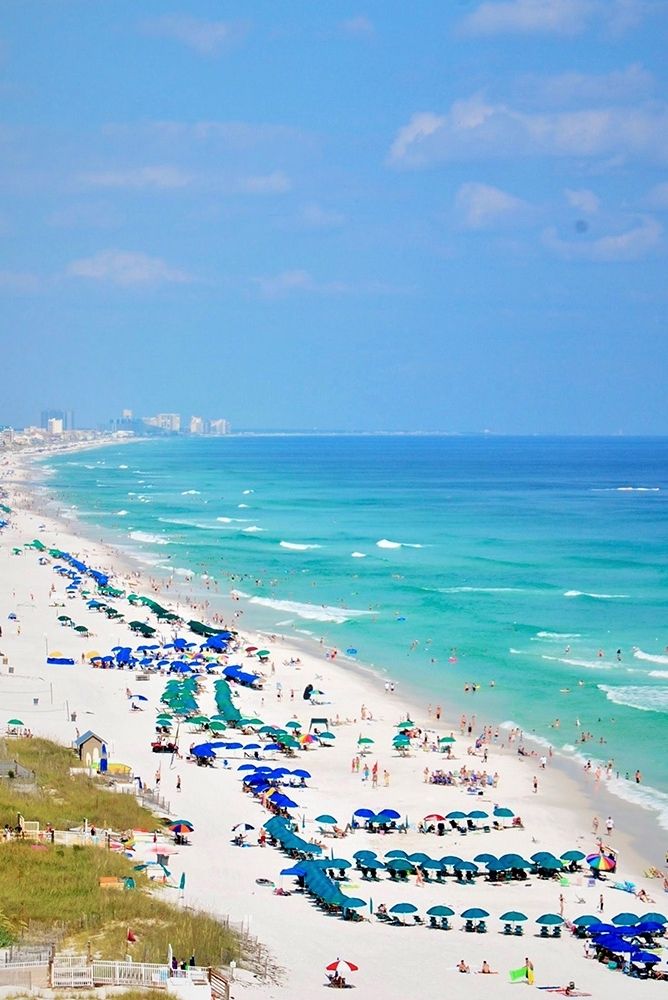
(510, 966), (533, 984)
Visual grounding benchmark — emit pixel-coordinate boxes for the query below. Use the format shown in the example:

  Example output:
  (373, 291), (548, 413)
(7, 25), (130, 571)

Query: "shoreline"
(22, 439), (668, 873)
(1, 440), (667, 997)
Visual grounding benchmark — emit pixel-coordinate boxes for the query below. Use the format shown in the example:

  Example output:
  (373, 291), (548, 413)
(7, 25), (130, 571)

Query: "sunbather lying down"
(538, 984), (591, 997)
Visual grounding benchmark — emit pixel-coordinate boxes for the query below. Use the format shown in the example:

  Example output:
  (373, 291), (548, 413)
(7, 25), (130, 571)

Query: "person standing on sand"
(435, 705), (442, 721)
(532, 775), (538, 794)
(524, 958), (534, 985)
(598, 894), (604, 913)
(176, 775), (181, 792)
(593, 816), (599, 834)
(559, 893), (565, 917)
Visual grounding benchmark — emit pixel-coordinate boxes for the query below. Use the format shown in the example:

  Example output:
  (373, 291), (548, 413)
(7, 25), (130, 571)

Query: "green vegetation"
(0, 739), (241, 967)
(0, 738), (155, 830)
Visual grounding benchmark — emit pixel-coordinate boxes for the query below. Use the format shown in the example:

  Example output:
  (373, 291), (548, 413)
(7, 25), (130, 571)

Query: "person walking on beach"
(176, 775), (181, 792)
(598, 894), (604, 913)
(435, 705), (442, 721)
(532, 775), (538, 794)
(606, 815), (614, 835)
(592, 816), (599, 835)
(559, 893), (565, 917)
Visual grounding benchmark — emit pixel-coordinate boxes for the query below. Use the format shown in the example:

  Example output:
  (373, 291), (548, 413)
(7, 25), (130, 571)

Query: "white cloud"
(80, 166), (192, 190)
(645, 182), (668, 210)
(460, 0), (647, 36)
(255, 269), (344, 297)
(0, 270), (40, 292)
(67, 250), (192, 287)
(340, 15), (375, 36)
(517, 64), (654, 108)
(299, 203), (345, 228)
(388, 96), (668, 167)
(142, 15), (246, 55)
(461, 0), (596, 36)
(455, 182), (529, 228)
(235, 172), (291, 194)
(564, 188), (600, 214)
(542, 215), (662, 261)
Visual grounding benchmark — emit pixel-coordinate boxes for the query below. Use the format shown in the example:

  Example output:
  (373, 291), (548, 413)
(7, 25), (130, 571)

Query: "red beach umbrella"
(424, 813), (445, 822)
(326, 959), (359, 974)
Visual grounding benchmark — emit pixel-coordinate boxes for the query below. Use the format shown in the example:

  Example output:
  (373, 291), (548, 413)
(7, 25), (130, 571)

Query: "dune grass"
(0, 840), (239, 966)
(0, 738), (241, 966)
(0, 737), (155, 830)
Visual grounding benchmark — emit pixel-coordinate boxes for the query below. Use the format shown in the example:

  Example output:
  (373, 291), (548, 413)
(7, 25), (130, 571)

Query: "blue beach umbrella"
(376, 808), (401, 820)
(342, 897), (367, 909)
(315, 814), (338, 825)
(353, 850), (377, 860)
(560, 850), (586, 862)
(536, 914), (564, 926)
(640, 911), (668, 924)
(427, 905), (455, 917)
(461, 908), (489, 919)
(500, 911), (528, 922)
(353, 808), (375, 819)
(385, 850), (409, 859)
(612, 912), (640, 926)
(474, 853), (497, 864)
(390, 903), (418, 915)
(573, 915), (599, 927)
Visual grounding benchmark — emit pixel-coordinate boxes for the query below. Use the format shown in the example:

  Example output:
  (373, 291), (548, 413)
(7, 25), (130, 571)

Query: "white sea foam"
(216, 516), (250, 523)
(248, 595), (371, 624)
(376, 538), (423, 549)
(440, 586), (524, 594)
(129, 531), (170, 546)
(351, 552), (367, 558)
(173, 567), (194, 577)
(116, 510), (129, 517)
(238, 503), (250, 508)
(598, 684), (668, 713)
(591, 486), (660, 492)
(634, 649), (668, 665)
(118, 464), (128, 469)
(534, 631), (582, 640)
(563, 590), (629, 599)
(542, 654), (614, 671)
(279, 541), (321, 551)
(181, 489), (201, 495)
(242, 489), (254, 495)
(242, 526), (264, 533)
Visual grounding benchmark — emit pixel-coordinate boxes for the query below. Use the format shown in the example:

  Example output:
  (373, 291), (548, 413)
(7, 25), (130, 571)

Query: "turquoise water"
(41, 435), (668, 804)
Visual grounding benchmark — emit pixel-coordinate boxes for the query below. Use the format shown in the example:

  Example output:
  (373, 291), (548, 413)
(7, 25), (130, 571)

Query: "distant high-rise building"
(189, 416), (206, 434)
(209, 419), (231, 435)
(122, 408), (133, 420)
(156, 413), (181, 432)
(41, 408), (72, 430)
(47, 417), (64, 435)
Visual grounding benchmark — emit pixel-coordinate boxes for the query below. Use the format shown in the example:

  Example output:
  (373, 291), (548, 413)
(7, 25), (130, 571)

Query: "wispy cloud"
(254, 269), (406, 298)
(564, 188), (600, 214)
(543, 215), (662, 261)
(299, 203), (345, 229)
(459, 0), (647, 36)
(235, 172), (291, 194)
(67, 250), (192, 287)
(340, 15), (375, 37)
(388, 95), (668, 167)
(645, 182), (668, 210)
(461, 0), (597, 36)
(79, 165), (192, 190)
(455, 182), (530, 228)
(142, 15), (247, 55)
(0, 270), (40, 292)
(516, 64), (654, 108)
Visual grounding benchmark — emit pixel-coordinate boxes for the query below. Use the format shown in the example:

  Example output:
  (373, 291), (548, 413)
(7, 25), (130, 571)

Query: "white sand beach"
(0, 447), (666, 999)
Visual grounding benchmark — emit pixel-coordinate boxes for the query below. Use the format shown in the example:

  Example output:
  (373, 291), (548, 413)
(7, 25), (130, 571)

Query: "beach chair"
(476, 920), (487, 934)
(540, 926), (549, 938)
(552, 925), (561, 938)
(429, 916), (438, 929)
(464, 919), (474, 933)
(414, 915), (424, 925)
(440, 917), (451, 930)
(503, 923), (513, 935)
(514, 925), (523, 936)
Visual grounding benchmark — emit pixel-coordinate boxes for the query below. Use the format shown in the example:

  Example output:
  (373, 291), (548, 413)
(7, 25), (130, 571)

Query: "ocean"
(38, 435), (668, 817)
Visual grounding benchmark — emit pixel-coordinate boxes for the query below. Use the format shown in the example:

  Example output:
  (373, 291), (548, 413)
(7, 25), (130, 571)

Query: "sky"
(1, 0), (667, 433)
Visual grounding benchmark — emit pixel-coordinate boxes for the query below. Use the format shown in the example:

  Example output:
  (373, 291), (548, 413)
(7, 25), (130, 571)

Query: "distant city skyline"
(1, 2), (666, 434)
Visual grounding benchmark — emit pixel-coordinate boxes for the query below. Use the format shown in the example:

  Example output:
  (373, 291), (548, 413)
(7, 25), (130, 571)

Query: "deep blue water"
(41, 435), (668, 807)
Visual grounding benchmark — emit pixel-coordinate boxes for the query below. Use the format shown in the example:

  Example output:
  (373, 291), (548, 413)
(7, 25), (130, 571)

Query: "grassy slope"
(0, 739), (240, 966)
(0, 738), (155, 830)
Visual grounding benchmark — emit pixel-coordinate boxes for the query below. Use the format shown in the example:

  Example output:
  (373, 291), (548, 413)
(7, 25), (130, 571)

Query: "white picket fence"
(51, 954), (213, 990)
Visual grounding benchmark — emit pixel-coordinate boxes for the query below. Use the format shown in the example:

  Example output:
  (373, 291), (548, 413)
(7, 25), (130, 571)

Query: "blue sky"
(1, 0), (667, 433)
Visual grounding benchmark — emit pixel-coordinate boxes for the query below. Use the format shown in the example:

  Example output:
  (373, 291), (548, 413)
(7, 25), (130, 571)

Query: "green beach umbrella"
(315, 814), (338, 825)
(256, 650), (270, 657)
(319, 732), (336, 740)
(7, 719), (24, 727)
(427, 905), (455, 917)
(500, 911), (528, 922)
(358, 737), (374, 745)
(187, 715), (209, 725)
(536, 913), (564, 926)
(209, 721), (226, 732)
(285, 720), (302, 730)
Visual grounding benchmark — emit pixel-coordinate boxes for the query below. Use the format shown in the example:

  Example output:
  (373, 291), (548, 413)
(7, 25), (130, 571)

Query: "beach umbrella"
(363, 858), (386, 871)
(376, 808), (401, 820)
(632, 951), (661, 964)
(315, 815), (338, 825)
(385, 850), (409, 859)
(536, 914), (564, 926)
(493, 806), (514, 818)
(238, 764), (259, 772)
(486, 860), (509, 872)
(424, 813), (445, 823)
(390, 903), (418, 915)
(353, 850), (377, 860)
(169, 822), (194, 834)
(560, 850), (586, 862)
(458, 861), (479, 872)
(635, 921), (665, 933)
(385, 858), (415, 872)
(130, 694), (148, 702)
(500, 911), (528, 922)
(319, 732), (336, 740)
(420, 858), (444, 872)
(586, 853), (616, 871)
(408, 852), (431, 865)
(440, 856), (464, 867)
(285, 720), (302, 730)
(395, 720), (414, 731)
(291, 768), (311, 779)
(537, 857), (563, 871)
(256, 650), (270, 658)
(446, 811), (467, 820)
(232, 823), (255, 832)
(461, 908), (489, 919)
(209, 721), (226, 732)
(328, 859), (352, 870)
(426, 905), (455, 918)
(572, 915), (600, 927)
(170, 819), (193, 828)
(612, 912), (640, 926)
(7, 719), (24, 727)
(502, 853), (533, 869)
(358, 737), (374, 745)
(326, 960), (359, 974)
(281, 865), (306, 877)
(640, 912), (668, 924)
(468, 810), (488, 820)
(474, 853), (497, 864)
(531, 851), (560, 864)
(341, 898), (366, 909)
(353, 808), (375, 819)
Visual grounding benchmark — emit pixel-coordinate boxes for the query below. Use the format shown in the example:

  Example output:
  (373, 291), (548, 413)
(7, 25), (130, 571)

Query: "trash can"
(33, 698), (39, 706)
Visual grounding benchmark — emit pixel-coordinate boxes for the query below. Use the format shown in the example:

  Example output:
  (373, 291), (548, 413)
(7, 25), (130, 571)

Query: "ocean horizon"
(36, 433), (668, 825)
